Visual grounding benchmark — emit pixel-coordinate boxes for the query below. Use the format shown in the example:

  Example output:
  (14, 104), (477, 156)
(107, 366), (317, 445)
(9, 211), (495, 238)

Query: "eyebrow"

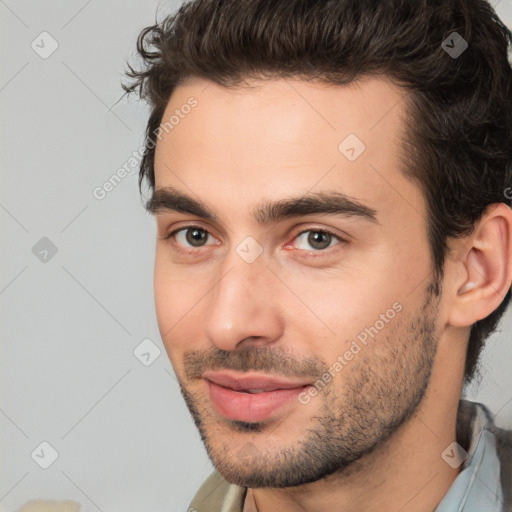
(146, 186), (378, 224)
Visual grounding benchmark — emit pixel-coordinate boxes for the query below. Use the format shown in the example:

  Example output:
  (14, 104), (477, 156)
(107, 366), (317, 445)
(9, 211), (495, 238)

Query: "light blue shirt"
(435, 403), (504, 511)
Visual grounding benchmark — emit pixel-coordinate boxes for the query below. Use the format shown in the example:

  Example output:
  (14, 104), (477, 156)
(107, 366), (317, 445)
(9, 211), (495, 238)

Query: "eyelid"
(163, 223), (213, 240)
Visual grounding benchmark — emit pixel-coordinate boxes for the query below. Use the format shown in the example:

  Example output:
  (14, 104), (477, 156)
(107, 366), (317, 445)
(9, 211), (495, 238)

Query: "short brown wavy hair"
(123, 0), (512, 383)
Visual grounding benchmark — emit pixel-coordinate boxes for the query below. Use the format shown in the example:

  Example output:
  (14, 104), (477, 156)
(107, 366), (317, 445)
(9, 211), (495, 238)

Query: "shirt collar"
(434, 400), (504, 511)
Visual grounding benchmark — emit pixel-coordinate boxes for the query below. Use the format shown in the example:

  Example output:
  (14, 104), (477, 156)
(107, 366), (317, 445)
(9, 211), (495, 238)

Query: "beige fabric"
(188, 470), (246, 512)
(16, 500), (81, 512)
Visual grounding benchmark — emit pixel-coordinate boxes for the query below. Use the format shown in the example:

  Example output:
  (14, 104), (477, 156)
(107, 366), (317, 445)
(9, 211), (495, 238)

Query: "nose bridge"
(202, 245), (283, 350)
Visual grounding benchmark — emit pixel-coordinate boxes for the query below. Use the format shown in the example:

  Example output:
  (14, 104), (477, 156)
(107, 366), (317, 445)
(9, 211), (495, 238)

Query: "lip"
(203, 370), (311, 423)
(203, 370), (311, 391)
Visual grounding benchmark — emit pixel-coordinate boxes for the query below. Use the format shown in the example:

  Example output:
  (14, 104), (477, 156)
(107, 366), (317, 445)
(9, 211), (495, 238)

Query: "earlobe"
(448, 203), (512, 328)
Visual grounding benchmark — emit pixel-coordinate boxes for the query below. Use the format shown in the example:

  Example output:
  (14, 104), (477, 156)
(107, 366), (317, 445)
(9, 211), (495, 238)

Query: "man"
(124, 0), (512, 510)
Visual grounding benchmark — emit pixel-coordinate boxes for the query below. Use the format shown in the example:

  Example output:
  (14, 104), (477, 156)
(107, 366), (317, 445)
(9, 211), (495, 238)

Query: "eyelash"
(163, 224), (346, 258)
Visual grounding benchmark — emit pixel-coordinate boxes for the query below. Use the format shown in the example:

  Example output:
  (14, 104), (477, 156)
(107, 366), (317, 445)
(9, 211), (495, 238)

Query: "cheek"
(154, 259), (173, 331)
(283, 269), (394, 332)
(279, 264), (412, 369)
(153, 256), (202, 352)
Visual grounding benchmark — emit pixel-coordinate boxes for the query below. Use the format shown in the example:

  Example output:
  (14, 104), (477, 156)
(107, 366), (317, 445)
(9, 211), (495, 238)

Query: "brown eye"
(185, 228), (208, 247)
(294, 230), (340, 251)
(307, 231), (332, 250)
(169, 226), (215, 249)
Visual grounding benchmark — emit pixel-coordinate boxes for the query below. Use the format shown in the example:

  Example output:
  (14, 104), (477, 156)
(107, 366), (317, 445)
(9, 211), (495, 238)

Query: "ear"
(447, 203), (512, 328)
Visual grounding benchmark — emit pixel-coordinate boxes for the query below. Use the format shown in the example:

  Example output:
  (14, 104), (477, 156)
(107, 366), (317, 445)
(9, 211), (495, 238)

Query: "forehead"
(153, 75), (424, 227)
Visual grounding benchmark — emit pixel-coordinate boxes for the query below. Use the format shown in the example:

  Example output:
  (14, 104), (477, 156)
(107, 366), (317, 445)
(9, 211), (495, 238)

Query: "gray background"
(1, 1), (511, 511)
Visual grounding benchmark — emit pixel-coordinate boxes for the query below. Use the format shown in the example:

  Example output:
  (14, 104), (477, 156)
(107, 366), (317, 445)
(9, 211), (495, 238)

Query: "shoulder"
(188, 470), (247, 512)
(486, 414), (512, 510)
(459, 399), (512, 510)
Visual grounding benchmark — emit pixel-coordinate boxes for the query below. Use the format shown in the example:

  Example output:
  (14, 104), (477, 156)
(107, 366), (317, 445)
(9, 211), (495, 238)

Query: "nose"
(202, 251), (285, 351)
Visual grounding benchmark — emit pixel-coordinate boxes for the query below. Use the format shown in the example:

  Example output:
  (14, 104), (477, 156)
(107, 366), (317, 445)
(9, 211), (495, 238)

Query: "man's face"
(152, 76), (444, 487)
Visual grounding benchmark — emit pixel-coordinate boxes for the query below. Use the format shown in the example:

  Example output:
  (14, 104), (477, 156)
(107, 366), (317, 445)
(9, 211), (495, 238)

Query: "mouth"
(203, 370), (312, 423)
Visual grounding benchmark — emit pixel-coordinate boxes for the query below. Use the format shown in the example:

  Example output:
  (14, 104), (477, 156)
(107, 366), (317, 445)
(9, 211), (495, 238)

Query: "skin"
(151, 76), (512, 512)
